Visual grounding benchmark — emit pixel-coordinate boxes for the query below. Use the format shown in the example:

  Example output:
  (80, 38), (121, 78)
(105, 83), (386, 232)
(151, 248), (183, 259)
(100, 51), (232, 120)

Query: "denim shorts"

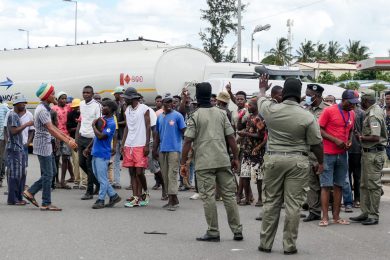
(320, 153), (348, 187)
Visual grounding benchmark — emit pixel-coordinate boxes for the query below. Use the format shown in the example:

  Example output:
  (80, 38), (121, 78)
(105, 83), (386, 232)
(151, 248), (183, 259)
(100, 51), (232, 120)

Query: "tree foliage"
(317, 71), (337, 85)
(343, 40), (370, 62)
(267, 37), (292, 65)
(337, 72), (353, 82)
(199, 0), (245, 62)
(369, 83), (387, 97)
(296, 39), (316, 62)
(344, 81), (360, 90)
(327, 41), (343, 63)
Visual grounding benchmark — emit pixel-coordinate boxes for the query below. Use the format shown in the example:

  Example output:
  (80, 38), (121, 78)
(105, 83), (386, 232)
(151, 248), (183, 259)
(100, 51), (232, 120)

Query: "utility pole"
(257, 44), (260, 62)
(237, 0), (242, 63)
(287, 19), (294, 65)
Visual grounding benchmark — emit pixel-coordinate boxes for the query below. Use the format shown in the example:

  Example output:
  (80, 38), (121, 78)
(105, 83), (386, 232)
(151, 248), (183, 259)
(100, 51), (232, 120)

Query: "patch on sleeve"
(370, 121), (379, 128)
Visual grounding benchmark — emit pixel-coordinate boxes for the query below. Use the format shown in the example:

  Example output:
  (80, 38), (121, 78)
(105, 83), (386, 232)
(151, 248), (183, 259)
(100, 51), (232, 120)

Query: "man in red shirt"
(318, 90), (359, 226)
(52, 91), (74, 189)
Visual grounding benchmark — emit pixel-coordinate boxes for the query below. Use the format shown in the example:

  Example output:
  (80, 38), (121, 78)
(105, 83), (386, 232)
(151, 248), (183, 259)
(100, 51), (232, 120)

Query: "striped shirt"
(33, 103), (52, 156)
(0, 103), (10, 140)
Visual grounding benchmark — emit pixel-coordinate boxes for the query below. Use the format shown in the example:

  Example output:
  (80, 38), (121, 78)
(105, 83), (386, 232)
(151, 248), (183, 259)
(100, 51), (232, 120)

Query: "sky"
(0, 0), (389, 62)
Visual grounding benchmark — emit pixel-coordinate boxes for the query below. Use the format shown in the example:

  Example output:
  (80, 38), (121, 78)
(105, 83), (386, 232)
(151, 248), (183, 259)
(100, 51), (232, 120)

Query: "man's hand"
(68, 139), (78, 151)
(231, 159), (240, 171)
(82, 148), (90, 158)
(24, 121), (34, 127)
(259, 74), (272, 91)
(226, 82), (232, 93)
(152, 149), (159, 160)
(315, 163), (324, 175)
(92, 119), (98, 127)
(237, 130), (247, 137)
(120, 146), (125, 155)
(334, 138), (346, 149)
(143, 145), (150, 157)
(180, 164), (188, 178)
(345, 140), (352, 150)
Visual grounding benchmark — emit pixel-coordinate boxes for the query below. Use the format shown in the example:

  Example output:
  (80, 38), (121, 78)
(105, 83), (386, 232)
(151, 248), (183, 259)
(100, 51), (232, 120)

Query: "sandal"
(40, 204), (62, 211)
(319, 220), (329, 227)
(332, 218), (350, 225)
(23, 191), (39, 207)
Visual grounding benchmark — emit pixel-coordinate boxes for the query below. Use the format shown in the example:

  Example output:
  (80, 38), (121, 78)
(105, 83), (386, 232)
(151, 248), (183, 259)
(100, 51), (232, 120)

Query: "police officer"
(180, 82), (243, 242)
(350, 93), (387, 225)
(257, 76), (323, 255)
(303, 84), (328, 222)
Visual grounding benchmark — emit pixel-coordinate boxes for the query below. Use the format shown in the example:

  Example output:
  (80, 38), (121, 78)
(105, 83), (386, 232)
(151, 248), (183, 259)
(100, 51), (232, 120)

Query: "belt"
(362, 146), (385, 153)
(267, 151), (308, 156)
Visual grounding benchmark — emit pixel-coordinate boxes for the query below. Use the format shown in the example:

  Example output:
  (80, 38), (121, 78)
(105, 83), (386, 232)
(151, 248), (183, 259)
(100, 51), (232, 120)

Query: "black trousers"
(77, 136), (99, 195)
(348, 153), (361, 202)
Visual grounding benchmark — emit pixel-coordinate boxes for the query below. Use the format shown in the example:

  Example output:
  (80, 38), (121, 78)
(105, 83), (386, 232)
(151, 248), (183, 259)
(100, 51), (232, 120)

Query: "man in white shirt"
(76, 86), (102, 200)
(0, 96), (10, 186)
(121, 87), (151, 208)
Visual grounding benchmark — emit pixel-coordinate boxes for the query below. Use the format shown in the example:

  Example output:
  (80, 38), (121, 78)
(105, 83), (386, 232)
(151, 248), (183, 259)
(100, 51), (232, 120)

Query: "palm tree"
(268, 37), (292, 65)
(296, 40), (316, 62)
(327, 41), (343, 63)
(314, 42), (327, 61)
(343, 40), (370, 62)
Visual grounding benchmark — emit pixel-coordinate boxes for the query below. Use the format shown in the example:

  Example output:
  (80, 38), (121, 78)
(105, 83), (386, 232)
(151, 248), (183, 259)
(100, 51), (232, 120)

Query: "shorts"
(320, 153), (348, 187)
(59, 141), (72, 157)
(240, 157), (263, 180)
(122, 146), (148, 169)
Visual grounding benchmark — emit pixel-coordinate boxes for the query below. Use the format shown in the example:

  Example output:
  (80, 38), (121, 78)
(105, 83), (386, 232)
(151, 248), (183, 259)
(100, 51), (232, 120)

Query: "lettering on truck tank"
(120, 73), (143, 85)
(0, 94), (14, 101)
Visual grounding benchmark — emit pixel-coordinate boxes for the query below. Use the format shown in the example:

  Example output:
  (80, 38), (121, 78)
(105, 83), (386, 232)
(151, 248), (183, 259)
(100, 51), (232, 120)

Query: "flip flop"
(319, 220), (329, 227)
(332, 218), (350, 225)
(23, 191), (39, 207)
(40, 205), (62, 211)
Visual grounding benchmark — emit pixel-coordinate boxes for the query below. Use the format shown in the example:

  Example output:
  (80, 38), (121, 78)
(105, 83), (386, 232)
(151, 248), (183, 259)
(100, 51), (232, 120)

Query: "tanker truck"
(0, 39), (217, 107)
(0, 38), (344, 107)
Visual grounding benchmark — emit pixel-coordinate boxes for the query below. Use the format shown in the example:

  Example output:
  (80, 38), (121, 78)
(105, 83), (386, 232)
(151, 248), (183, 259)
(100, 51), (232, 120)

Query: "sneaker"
(345, 205), (353, 213)
(140, 191), (150, 206)
(124, 196), (140, 207)
(126, 195), (136, 202)
(92, 199), (105, 209)
(105, 194), (122, 207)
(190, 193), (200, 200)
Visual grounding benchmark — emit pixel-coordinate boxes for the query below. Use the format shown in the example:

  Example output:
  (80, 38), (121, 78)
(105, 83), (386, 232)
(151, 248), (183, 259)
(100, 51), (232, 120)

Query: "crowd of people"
(0, 75), (388, 255)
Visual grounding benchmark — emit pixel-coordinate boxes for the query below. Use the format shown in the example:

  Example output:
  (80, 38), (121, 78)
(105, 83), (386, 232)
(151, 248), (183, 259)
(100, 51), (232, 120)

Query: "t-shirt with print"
(52, 104), (71, 136)
(92, 116), (116, 160)
(319, 104), (355, 155)
(33, 103), (53, 156)
(156, 110), (186, 152)
(124, 103), (149, 147)
(6, 111), (24, 152)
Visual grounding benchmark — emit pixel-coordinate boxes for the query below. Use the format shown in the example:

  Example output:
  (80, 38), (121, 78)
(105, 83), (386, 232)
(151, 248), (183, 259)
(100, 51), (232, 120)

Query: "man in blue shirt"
(153, 93), (186, 211)
(84, 99), (121, 209)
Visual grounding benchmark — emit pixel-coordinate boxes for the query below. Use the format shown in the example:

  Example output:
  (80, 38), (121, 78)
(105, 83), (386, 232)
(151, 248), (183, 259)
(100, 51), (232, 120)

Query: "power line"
(246, 0), (327, 24)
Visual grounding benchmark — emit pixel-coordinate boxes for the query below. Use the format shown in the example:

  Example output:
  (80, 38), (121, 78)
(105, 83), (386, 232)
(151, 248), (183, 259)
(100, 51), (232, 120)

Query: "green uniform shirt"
(305, 101), (328, 161)
(361, 104), (387, 148)
(306, 100), (328, 120)
(257, 97), (322, 152)
(185, 107), (234, 171)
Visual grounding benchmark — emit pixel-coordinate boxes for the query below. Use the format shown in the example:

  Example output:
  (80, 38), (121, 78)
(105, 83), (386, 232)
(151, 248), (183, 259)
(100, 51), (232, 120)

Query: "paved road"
(0, 155), (389, 260)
